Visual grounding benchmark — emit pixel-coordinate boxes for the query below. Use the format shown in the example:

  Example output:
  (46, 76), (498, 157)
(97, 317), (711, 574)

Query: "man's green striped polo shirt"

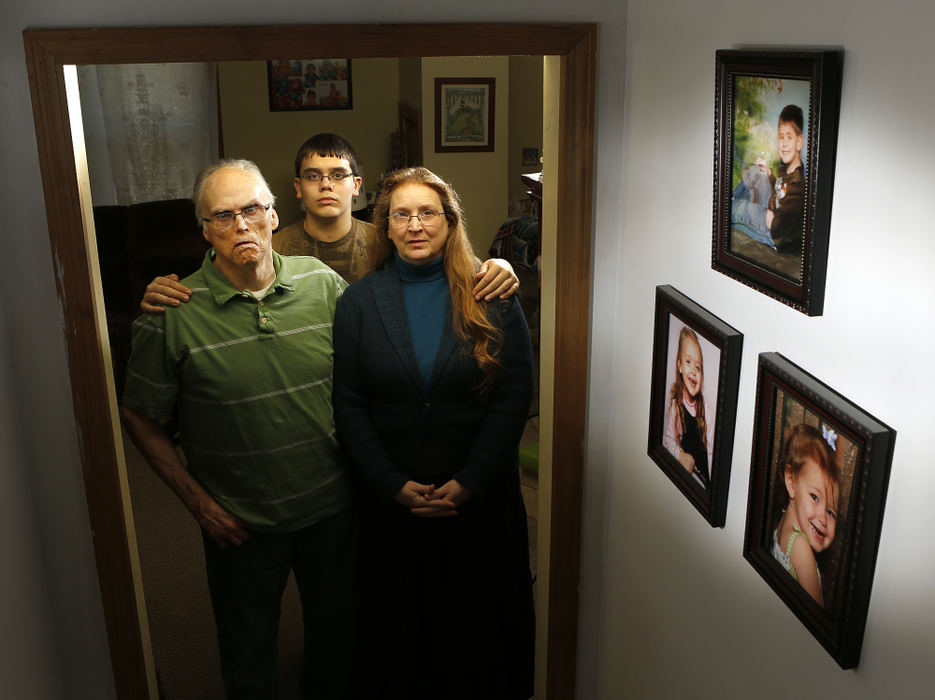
(122, 250), (352, 533)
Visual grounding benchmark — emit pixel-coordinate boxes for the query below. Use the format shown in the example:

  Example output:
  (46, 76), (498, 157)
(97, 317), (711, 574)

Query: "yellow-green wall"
(509, 56), (544, 207)
(218, 56), (543, 254)
(421, 57), (510, 256)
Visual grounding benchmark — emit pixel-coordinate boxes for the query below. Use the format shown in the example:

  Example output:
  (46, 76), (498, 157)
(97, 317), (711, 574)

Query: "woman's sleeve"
(453, 297), (535, 497)
(332, 288), (408, 501)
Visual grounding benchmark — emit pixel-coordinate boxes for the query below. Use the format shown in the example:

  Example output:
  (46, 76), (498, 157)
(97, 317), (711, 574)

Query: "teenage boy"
(141, 133), (518, 311)
(766, 105), (806, 255)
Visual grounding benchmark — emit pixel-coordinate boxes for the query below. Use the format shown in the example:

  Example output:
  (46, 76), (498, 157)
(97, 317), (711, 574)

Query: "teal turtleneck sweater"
(395, 252), (449, 387)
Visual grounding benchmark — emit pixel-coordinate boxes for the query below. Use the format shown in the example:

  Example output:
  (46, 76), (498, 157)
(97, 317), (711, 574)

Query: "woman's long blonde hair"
(370, 167), (503, 390)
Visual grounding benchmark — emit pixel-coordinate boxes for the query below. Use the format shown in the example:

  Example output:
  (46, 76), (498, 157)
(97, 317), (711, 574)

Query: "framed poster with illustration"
(267, 59), (353, 111)
(712, 49), (843, 316)
(743, 353), (895, 669)
(434, 78), (495, 153)
(647, 285), (743, 527)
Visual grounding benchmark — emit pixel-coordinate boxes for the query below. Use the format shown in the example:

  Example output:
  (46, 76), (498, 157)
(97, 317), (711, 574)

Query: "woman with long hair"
(333, 167), (535, 700)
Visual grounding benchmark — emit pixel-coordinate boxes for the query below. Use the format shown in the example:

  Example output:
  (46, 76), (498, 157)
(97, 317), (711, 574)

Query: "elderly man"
(120, 159), (354, 699)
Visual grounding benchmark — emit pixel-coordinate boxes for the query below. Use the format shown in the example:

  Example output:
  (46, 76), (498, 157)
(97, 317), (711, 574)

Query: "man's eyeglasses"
(202, 203), (272, 230)
(389, 211), (446, 228)
(299, 171), (355, 184)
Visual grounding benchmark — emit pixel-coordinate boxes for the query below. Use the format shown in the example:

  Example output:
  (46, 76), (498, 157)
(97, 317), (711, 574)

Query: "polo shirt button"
(261, 317), (268, 324)
(259, 301), (264, 306)
(241, 293), (249, 298)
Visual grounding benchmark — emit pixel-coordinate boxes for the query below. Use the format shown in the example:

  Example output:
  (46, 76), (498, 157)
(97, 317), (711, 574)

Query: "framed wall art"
(712, 49), (843, 316)
(647, 285), (743, 527)
(743, 352), (895, 669)
(434, 77), (495, 153)
(267, 58), (352, 111)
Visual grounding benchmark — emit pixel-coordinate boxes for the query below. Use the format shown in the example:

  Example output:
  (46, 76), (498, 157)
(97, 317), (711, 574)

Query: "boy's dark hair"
(778, 104), (804, 136)
(293, 133), (361, 177)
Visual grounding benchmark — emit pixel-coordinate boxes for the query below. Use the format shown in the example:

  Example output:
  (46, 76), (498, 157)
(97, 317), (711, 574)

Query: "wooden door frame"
(23, 23), (595, 699)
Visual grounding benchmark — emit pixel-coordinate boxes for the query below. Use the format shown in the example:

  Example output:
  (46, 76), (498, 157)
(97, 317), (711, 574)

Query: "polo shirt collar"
(202, 249), (296, 305)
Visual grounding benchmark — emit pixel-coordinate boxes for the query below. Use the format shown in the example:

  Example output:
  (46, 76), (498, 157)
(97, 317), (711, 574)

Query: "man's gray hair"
(192, 158), (277, 222)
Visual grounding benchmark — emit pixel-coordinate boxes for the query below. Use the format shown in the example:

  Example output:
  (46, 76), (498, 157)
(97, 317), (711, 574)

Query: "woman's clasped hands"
(394, 480), (473, 517)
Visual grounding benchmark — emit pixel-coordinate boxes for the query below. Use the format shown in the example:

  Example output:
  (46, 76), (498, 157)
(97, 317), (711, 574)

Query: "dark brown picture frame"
(434, 77), (495, 153)
(647, 285), (743, 527)
(267, 58), (353, 111)
(743, 353), (895, 669)
(22, 23), (597, 699)
(712, 49), (843, 316)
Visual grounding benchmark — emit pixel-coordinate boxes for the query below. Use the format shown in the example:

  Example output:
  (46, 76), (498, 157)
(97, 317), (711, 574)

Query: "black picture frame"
(434, 77), (495, 153)
(743, 353), (895, 669)
(647, 285), (743, 527)
(712, 49), (843, 316)
(267, 59), (353, 111)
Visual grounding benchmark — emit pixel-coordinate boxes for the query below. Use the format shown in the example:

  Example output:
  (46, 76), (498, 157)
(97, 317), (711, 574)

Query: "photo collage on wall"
(647, 48), (896, 669)
(267, 59), (352, 112)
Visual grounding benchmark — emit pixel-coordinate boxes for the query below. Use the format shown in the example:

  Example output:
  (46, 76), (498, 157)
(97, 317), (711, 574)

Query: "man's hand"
(141, 274), (192, 314)
(473, 258), (519, 301)
(120, 406), (251, 548)
(194, 495), (252, 548)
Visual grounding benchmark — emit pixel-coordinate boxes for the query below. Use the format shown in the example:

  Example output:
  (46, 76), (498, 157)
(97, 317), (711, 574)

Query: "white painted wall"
(0, 306), (63, 699)
(587, 1), (935, 698)
(4, 0), (934, 698)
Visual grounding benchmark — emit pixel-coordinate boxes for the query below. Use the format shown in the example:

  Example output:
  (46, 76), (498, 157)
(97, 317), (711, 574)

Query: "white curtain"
(77, 63), (219, 206)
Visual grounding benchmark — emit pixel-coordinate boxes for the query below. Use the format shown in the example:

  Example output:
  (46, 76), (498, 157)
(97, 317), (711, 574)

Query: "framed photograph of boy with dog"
(712, 49), (843, 316)
(647, 285), (743, 527)
(743, 353), (896, 669)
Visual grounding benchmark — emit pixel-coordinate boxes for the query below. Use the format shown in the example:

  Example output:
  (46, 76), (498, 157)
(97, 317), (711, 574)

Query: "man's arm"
(120, 406), (250, 547)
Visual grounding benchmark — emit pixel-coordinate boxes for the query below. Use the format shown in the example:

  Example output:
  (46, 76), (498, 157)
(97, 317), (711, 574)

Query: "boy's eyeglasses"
(299, 171), (354, 183)
(388, 211), (445, 228)
(202, 203), (271, 230)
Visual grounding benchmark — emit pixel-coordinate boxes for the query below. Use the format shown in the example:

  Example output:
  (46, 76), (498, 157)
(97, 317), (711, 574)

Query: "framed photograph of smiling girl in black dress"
(743, 353), (896, 669)
(647, 285), (743, 527)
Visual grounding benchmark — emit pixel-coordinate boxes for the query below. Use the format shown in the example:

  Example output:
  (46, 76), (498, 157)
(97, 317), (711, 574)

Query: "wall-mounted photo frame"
(522, 147), (540, 166)
(712, 49), (843, 316)
(743, 353), (895, 669)
(647, 285), (743, 527)
(434, 77), (495, 153)
(267, 59), (353, 111)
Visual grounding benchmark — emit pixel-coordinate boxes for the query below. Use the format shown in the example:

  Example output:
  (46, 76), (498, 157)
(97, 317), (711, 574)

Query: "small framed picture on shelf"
(647, 285), (743, 527)
(743, 352), (896, 669)
(712, 49), (843, 316)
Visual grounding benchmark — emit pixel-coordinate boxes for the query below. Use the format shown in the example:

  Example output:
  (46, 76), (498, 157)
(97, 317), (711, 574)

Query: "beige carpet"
(124, 432), (305, 699)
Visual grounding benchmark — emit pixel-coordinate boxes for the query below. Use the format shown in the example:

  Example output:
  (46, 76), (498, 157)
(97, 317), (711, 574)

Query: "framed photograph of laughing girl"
(712, 49), (843, 316)
(743, 353), (896, 669)
(647, 285), (743, 527)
